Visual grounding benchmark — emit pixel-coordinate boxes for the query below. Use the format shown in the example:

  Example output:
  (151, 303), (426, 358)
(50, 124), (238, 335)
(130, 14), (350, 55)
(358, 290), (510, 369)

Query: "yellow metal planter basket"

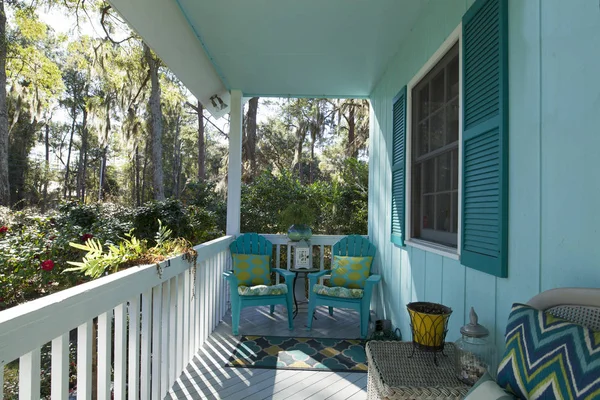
(407, 302), (452, 364)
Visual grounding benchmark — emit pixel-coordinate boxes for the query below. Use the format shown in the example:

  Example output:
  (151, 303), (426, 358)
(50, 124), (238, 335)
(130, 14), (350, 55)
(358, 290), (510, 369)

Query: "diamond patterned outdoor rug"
(225, 336), (368, 372)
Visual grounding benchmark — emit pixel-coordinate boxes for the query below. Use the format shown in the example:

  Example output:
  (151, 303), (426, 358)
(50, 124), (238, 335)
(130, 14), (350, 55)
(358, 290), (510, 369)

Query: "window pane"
(447, 55), (459, 100)
(412, 163), (422, 238)
(431, 70), (445, 113)
(452, 149), (458, 190)
(437, 152), (451, 192)
(418, 85), (429, 121)
(423, 195), (434, 230)
(430, 110), (445, 151)
(423, 158), (435, 194)
(416, 120), (429, 157)
(436, 193), (451, 232)
(452, 191), (458, 233)
(446, 99), (459, 145)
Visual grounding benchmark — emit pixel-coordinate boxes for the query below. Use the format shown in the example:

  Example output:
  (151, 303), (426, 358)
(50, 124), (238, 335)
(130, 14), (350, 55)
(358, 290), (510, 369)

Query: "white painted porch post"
(226, 89), (243, 236)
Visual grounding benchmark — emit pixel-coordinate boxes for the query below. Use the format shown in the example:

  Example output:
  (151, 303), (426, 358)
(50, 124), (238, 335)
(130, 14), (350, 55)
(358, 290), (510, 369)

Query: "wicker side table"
(366, 341), (470, 400)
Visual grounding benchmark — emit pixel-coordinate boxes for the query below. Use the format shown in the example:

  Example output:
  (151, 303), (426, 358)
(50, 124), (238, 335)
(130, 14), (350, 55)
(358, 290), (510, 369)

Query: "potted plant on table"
(278, 203), (316, 241)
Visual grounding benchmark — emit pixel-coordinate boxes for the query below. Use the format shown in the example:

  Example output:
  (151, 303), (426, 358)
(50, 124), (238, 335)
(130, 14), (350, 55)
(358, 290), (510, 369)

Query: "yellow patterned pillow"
(232, 254), (271, 286)
(330, 255), (373, 289)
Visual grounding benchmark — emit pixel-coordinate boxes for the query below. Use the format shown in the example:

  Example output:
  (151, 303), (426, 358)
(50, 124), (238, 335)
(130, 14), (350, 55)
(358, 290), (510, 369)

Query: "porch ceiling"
(108, 0), (426, 116)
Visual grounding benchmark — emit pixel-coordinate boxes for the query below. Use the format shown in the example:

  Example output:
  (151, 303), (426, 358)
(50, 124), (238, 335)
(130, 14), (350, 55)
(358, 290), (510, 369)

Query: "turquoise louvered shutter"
(391, 87), (407, 246)
(461, 0), (508, 277)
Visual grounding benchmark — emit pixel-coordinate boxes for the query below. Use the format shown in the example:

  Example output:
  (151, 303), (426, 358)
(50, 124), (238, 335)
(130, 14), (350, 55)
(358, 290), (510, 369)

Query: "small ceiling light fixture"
(210, 94), (228, 111)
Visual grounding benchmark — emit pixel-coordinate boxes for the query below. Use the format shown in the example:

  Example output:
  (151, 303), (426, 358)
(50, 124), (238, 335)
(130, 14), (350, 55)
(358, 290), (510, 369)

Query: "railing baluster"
(177, 272), (185, 374)
(188, 268), (196, 363)
(160, 281), (170, 398)
(140, 290), (152, 400)
(128, 296), (140, 400)
(201, 260), (207, 344)
(220, 251), (226, 320)
(97, 311), (112, 400)
(207, 258), (213, 334)
(114, 303), (127, 400)
(19, 348), (40, 400)
(194, 260), (201, 349)
(183, 269), (190, 367)
(320, 245), (325, 270)
(216, 254), (222, 325)
(51, 333), (69, 399)
(212, 256), (217, 330)
(151, 285), (162, 400)
(169, 276), (177, 387)
(77, 321), (92, 400)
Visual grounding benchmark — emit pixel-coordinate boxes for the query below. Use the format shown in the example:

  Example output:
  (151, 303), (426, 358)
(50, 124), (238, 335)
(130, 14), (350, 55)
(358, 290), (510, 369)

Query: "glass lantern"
(454, 307), (495, 385)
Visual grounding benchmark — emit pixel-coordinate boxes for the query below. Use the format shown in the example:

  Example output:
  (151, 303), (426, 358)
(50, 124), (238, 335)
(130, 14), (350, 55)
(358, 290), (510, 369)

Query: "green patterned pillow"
(330, 255), (373, 289)
(497, 303), (600, 400)
(232, 254), (271, 286)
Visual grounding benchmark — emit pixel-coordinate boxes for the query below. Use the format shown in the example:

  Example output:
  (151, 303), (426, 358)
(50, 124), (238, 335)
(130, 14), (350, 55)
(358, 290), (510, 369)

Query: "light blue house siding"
(368, 0), (600, 353)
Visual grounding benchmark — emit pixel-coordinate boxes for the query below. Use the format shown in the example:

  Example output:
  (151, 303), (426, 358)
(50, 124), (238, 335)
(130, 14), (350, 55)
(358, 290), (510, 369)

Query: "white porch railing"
(0, 235), (234, 400)
(0, 233), (352, 400)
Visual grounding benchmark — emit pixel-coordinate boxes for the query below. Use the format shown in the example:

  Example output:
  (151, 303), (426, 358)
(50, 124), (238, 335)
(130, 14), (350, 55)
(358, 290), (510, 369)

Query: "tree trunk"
(172, 115), (181, 198)
(144, 43), (165, 201)
(41, 122), (50, 212)
(245, 97), (258, 179)
(63, 106), (77, 200)
(135, 145), (141, 206)
(141, 140), (149, 204)
(346, 105), (356, 158)
(77, 109), (89, 202)
(197, 100), (205, 182)
(0, 1), (10, 206)
(98, 99), (111, 201)
(292, 122), (307, 181)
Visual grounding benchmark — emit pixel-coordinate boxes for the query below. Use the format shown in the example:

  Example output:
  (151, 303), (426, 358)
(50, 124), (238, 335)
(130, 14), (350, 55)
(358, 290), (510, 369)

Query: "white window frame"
(405, 23), (463, 260)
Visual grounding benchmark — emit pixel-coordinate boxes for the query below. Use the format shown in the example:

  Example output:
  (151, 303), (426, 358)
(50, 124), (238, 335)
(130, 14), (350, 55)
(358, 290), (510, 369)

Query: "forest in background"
(0, 0), (369, 218)
(0, 0), (371, 309)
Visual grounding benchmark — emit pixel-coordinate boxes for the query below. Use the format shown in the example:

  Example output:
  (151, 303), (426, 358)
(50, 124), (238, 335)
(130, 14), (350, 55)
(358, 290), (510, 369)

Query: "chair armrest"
(366, 274), (381, 284)
(307, 270), (330, 279)
(223, 270), (239, 286)
(308, 270), (330, 286)
(273, 268), (295, 279)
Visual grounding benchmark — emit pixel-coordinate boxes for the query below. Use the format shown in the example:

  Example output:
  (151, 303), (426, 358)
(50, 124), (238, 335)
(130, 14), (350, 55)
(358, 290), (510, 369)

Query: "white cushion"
(465, 372), (515, 400)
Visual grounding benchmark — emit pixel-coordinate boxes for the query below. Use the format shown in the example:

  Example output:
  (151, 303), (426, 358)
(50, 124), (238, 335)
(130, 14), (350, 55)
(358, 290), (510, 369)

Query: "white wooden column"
(226, 89), (243, 235)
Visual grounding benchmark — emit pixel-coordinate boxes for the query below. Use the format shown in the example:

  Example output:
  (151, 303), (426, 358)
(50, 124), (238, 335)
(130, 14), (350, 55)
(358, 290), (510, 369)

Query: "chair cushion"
(238, 284), (288, 296)
(232, 254), (271, 286)
(312, 283), (363, 299)
(330, 255), (373, 289)
(465, 372), (515, 400)
(496, 303), (600, 400)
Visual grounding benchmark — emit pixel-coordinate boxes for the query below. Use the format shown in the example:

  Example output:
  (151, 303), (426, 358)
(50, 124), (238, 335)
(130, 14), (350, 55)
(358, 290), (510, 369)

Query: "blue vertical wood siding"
(368, 0), (600, 355)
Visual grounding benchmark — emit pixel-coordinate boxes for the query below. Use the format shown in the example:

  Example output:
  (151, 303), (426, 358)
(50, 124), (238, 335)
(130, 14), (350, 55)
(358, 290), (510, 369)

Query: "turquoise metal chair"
(223, 233), (295, 335)
(306, 235), (380, 338)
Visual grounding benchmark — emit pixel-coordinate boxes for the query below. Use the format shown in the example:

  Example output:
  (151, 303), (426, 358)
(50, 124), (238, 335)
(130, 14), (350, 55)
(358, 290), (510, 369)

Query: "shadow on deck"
(166, 304), (369, 399)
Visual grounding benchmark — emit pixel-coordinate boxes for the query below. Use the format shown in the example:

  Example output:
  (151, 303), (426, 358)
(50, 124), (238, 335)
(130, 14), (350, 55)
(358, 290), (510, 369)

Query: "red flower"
(41, 259), (55, 272)
(0, 226), (8, 234)
(81, 233), (94, 242)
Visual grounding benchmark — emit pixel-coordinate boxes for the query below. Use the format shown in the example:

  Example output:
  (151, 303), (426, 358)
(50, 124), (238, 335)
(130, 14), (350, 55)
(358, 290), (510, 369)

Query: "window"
(410, 44), (459, 248)
(391, 0), (509, 277)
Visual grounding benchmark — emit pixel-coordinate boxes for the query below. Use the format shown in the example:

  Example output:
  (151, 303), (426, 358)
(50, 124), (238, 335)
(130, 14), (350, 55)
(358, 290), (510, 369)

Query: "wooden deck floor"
(166, 303), (369, 400)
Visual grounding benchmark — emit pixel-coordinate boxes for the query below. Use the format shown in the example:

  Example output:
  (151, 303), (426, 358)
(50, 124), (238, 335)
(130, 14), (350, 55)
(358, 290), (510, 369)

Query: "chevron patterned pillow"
(497, 303), (600, 400)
